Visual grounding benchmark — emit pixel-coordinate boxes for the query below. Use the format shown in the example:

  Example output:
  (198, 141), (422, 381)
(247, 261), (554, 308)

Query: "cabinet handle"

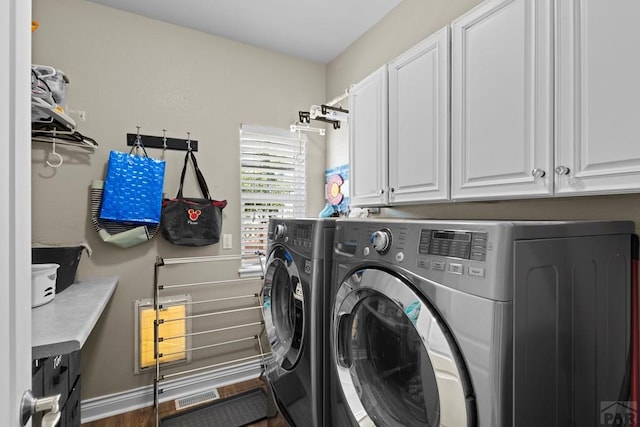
(555, 166), (571, 176)
(531, 168), (546, 178)
(378, 189), (385, 195)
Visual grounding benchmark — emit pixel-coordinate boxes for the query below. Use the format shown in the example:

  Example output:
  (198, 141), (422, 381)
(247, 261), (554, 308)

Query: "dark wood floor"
(82, 377), (290, 427)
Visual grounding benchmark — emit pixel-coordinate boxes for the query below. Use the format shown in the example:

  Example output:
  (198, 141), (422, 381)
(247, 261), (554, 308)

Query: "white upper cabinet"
(555, 0), (640, 195)
(350, 27), (450, 207)
(349, 65), (389, 207)
(451, 0), (554, 200)
(452, 0), (640, 201)
(388, 26), (450, 204)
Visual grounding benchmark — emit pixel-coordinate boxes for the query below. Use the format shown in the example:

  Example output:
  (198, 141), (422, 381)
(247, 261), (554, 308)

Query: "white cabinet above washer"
(349, 64), (389, 207)
(451, 0), (554, 200)
(388, 26), (450, 204)
(451, 0), (640, 200)
(555, 0), (640, 196)
(349, 27), (450, 207)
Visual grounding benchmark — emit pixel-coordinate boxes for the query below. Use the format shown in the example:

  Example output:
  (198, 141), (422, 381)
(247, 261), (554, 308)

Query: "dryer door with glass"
(332, 267), (475, 427)
(263, 245), (305, 370)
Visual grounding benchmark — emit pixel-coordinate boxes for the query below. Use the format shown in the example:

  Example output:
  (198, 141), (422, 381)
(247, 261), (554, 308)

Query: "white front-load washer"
(327, 219), (634, 427)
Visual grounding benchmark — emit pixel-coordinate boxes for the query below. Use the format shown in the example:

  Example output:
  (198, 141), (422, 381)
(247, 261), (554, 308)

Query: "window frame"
(239, 124), (307, 276)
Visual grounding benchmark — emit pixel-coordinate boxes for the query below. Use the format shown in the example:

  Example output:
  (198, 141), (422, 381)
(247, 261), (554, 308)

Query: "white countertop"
(32, 276), (118, 359)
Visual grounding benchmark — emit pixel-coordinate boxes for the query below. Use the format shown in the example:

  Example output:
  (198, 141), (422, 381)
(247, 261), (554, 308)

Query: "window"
(240, 124), (306, 274)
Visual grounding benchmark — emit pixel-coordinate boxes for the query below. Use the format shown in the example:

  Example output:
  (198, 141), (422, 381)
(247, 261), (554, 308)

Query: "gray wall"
(325, 0), (640, 231)
(32, 0), (326, 399)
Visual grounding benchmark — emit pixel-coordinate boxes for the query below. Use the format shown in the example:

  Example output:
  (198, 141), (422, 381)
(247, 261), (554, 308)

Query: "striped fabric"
(90, 180), (160, 248)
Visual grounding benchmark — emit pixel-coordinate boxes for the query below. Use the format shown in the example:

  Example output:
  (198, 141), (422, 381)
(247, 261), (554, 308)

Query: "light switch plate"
(222, 234), (232, 249)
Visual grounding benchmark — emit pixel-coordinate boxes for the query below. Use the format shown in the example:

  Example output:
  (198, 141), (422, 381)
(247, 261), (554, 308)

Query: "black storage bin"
(32, 246), (85, 293)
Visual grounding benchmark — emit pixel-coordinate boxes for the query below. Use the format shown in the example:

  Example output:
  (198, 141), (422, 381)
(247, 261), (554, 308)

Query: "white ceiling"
(87, 0), (403, 63)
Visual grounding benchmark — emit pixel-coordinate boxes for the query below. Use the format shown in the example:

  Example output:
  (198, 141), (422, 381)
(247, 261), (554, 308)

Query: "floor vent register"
(162, 388), (270, 427)
(174, 389), (220, 411)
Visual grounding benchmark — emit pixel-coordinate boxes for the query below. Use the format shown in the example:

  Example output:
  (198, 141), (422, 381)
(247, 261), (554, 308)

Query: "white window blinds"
(240, 124), (306, 270)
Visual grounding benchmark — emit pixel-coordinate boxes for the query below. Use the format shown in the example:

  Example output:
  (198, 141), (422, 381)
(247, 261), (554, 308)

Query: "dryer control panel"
(268, 218), (336, 260)
(290, 223), (313, 249)
(274, 223), (314, 250)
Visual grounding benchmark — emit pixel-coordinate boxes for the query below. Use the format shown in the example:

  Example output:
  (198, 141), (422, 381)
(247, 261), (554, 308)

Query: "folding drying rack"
(152, 254), (267, 427)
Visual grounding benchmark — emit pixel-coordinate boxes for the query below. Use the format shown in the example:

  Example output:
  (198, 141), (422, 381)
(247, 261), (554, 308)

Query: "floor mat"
(161, 388), (269, 427)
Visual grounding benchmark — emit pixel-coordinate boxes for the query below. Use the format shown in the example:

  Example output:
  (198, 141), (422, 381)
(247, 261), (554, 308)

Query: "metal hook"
(133, 126), (143, 155)
(46, 129), (64, 168)
(162, 129), (168, 151)
(186, 132), (192, 152)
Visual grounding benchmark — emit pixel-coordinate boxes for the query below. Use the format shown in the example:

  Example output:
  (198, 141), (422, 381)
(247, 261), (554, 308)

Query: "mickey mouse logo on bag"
(188, 209), (202, 223)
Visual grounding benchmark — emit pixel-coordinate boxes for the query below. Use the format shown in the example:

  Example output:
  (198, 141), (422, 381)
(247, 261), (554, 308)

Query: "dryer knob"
(371, 229), (392, 254)
(274, 224), (287, 239)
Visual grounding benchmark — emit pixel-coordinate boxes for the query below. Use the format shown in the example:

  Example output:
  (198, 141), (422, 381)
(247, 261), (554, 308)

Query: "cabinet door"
(388, 26), (450, 204)
(451, 0), (553, 200)
(349, 65), (389, 207)
(555, 0), (640, 195)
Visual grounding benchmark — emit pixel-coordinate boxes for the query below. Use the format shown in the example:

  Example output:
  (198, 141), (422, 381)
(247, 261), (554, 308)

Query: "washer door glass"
(333, 268), (472, 427)
(263, 246), (304, 370)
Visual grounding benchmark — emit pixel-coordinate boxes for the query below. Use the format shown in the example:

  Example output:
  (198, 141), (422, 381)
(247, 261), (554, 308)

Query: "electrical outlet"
(222, 234), (232, 249)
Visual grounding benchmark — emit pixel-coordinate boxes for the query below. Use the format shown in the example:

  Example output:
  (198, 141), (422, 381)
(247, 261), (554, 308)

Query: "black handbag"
(160, 151), (227, 246)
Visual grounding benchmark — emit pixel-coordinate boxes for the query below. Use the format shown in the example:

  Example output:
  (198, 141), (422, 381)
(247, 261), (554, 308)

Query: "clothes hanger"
(46, 129), (64, 168)
(32, 124), (98, 149)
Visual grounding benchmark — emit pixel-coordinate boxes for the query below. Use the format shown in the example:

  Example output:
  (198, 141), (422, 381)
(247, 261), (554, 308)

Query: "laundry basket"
(31, 263), (59, 308)
(32, 245), (89, 293)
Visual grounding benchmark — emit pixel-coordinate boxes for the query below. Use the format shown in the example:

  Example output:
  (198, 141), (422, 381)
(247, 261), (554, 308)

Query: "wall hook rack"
(126, 131), (198, 152)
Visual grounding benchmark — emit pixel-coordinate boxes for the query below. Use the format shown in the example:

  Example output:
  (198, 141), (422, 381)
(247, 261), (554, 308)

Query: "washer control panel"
(334, 219), (522, 301)
(354, 224), (491, 283)
(418, 229), (488, 261)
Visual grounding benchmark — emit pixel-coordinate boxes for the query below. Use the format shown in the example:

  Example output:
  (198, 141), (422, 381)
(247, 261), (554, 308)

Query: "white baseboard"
(81, 360), (264, 423)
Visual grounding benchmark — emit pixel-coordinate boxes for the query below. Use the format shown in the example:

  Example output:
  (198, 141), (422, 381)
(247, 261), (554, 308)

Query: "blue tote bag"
(100, 144), (166, 225)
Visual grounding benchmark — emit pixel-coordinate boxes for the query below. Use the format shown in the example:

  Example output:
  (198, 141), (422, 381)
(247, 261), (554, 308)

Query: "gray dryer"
(327, 219), (634, 427)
